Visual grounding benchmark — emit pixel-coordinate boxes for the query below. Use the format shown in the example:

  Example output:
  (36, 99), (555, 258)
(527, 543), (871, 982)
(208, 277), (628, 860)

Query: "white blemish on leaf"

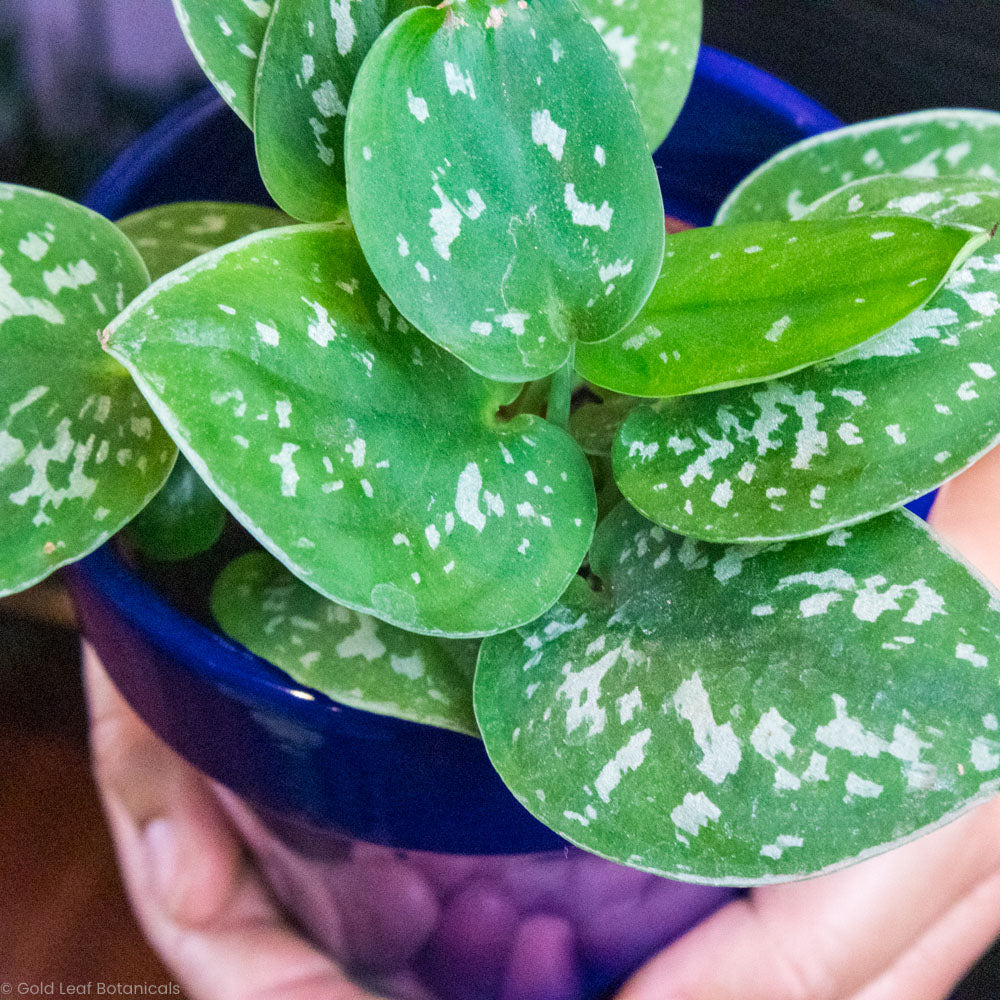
(43, 259), (97, 295)
(256, 321), (279, 346)
(564, 184), (613, 231)
(429, 185), (463, 261)
(455, 461), (486, 532)
(599, 259), (633, 283)
(397, 234), (410, 257)
(497, 310), (530, 336)
(595, 728), (651, 803)
(303, 299), (336, 346)
(972, 737), (1000, 772)
(837, 422), (864, 445)
(673, 672), (742, 784)
(18, 232), (51, 261)
(329, 0), (357, 55)
(831, 388), (866, 406)
(670, 791), (721, 838)
(530, 109), (567, 161)
(845, 772), (884, 799)
(628, 440), (658, 463)
(760, 834), (804, 860)
(443, 61), (476, 98)
(336, 616), (386, 660)
(957, 643), (988, 668)
(885, 424), (907, 445)
(269, 443), (300, 497)
(425, 524), (440, 550)
(345, 437), (366, 468)
(710, 479), (733, 508)
(558, 642), (626, 738)
(617, 687), (642, 724)
(406, 88), (430, 122)
(312, 80), (347, 118)
(751, 708), (796, 763)
(764, 315), (792, 343)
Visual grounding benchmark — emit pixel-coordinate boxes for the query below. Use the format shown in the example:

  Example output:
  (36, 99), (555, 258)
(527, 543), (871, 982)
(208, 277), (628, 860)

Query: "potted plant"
(3, 0), (1000, 996)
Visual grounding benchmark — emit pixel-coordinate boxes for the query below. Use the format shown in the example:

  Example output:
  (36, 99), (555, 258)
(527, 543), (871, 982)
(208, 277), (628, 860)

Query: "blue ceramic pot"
(70, 50), (843, 1000)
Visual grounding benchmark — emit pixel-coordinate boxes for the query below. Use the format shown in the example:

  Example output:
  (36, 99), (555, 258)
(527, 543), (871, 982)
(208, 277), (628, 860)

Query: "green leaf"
(344, 0), (665, 382)
(253, 0), (414, 222)
(0, 184), (176, 597)
(104, 223), (596, 637)
(716, 108), (1000, 225)
(117, 201), (291, 281)
(213, 550), (479, 735)
(475, 502), (1000, 884)
(612, 194), (1000, 543)
(576, 0), (702, 151)
(575, 219), (986, 397)
(803, 175), (1000, 231)
(172, 0), (273, 126)
(125, 455), (227, 562)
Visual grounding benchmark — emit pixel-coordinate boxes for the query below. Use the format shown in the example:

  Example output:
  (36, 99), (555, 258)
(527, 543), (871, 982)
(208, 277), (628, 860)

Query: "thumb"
(84, 642), (375, 1000)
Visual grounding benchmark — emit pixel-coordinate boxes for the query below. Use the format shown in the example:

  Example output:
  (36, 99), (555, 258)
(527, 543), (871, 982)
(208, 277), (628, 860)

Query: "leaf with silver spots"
(475, 502), (1000, 884)
(0, 184), (176, 596)
(104, 223), (596, 637)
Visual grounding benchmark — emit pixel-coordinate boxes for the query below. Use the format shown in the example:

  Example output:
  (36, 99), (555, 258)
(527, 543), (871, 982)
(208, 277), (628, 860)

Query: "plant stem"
(547, 348), (575, 430)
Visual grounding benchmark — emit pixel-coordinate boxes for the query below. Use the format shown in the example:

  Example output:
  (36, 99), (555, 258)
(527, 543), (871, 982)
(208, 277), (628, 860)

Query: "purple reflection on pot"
(216, 788), (740, 999)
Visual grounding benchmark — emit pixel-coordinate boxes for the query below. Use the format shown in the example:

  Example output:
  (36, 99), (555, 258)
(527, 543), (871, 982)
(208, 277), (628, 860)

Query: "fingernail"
(143, 817), (178, 907)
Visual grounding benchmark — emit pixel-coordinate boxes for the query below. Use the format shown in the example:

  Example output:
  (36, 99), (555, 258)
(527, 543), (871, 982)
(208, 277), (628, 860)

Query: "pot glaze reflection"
(215, 787), (740, 1000)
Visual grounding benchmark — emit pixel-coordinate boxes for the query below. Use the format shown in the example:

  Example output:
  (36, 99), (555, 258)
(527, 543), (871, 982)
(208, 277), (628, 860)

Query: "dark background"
(1, 0), (1000, 995)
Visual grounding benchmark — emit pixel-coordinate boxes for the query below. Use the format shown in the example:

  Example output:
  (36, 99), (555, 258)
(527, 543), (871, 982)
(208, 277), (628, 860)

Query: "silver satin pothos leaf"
(104, 223), (596, 638)
(802, 175), (1000, 231)
(611, 183), (1000, 543)
(172, 0), (273, 125)
(0, 184), (176, 596)
(576, 0), (702, 152)
(715, 108), (1000, 225)
(475, 502), (1000, 884)
(213, 550), (479, 735)
(345, 0), (665, 382)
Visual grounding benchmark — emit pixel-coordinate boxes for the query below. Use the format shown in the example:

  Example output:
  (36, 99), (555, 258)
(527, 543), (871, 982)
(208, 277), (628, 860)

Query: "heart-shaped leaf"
(344, 0), (665, 382)
(715, 109), (1000, 225)
(171, 0), (273, 125)
(575, 219), (985, 397)
(577, 0), (702, 152)
(104, 224), (596, 637)
(253, 0), (415, 222)
(214, 550), (479, 734)
(475, 501), (1000, 884)
(117, 201), (291, 280)
(126, 456), (228, 562)
(612, 190), (1000, 542)
(0, 184), (176, 597)
(803, 175), (1000, 231)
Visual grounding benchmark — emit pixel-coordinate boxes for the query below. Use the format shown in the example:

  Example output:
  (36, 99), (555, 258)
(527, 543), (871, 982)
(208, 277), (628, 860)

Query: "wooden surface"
(0, 611), (179, 995)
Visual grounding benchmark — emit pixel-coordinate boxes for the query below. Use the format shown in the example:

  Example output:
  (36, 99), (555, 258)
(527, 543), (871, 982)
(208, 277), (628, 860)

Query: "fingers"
(84, 640), (242, 927)
(928, 443), (1000, 585)
(616, 796), (1000, 1000)
(83, 643), (373, 1000)
(847, 867), (1000, 1000)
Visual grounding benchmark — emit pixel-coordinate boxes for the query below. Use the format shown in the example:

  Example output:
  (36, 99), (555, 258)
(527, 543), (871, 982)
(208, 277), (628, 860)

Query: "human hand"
(83, 643), (378, 1000)
(617, 446), (1000, 1000)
